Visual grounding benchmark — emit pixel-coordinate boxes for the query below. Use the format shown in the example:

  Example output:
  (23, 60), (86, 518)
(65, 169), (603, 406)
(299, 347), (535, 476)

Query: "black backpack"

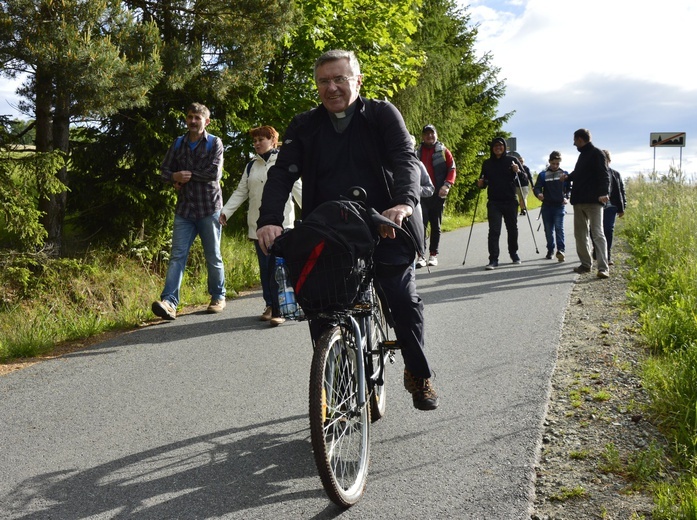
(271, 198), (392, 314)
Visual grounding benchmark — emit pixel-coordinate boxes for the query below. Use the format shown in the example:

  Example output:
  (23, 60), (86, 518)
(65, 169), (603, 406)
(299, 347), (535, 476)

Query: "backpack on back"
(271, 199), (379, 315)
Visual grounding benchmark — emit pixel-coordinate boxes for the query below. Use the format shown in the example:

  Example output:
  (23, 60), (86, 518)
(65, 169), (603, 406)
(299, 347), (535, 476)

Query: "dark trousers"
(421, 196), (446, 255)
(309, 238), (432, 379)
(487, 200), (519, 261)
(603, 205), (619, 262)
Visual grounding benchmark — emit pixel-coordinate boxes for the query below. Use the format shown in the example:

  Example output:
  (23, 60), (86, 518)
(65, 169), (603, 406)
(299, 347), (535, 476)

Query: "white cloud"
(461, 0), (697, 177)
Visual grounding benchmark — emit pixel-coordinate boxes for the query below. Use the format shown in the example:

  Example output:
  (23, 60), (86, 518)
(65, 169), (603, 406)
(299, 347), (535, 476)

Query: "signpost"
(649, 132), (686, 171)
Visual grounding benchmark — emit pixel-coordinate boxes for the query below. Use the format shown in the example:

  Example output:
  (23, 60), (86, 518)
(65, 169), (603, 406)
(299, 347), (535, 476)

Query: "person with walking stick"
(533, 151), (570, 261)
(477, 137), (526, 270)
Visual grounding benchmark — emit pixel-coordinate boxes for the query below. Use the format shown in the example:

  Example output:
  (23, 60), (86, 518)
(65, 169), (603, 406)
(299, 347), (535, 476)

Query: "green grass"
(620, 169), (697, 512)
(0, 230), (258, 362)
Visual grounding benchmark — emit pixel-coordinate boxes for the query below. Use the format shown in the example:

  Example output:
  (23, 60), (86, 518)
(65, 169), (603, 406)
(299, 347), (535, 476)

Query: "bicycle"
(272, 188), (401, 507)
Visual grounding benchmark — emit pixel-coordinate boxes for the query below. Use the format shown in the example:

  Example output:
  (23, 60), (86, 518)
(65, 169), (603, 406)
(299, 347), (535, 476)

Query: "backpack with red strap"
(271, 195), (390, 315)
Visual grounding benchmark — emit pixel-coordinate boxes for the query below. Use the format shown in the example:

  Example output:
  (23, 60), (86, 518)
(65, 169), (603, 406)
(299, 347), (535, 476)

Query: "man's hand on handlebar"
(257, 225), (284, 255)
(380, 204), (413, 239)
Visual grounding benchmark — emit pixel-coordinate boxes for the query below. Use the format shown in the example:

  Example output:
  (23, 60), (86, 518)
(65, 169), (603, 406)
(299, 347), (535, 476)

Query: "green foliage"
(619, 172), (697, 511)
(0, 232), (259, 362)
(238, 0), (425, 137)
(392, 0), (510, 213)
(653, 477), (697, 519)
(0, 148), (65, 249)
(623, 173), (697, 355)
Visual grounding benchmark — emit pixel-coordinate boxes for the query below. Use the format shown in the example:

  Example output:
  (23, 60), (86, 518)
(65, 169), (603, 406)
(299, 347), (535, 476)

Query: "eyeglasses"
(316, 75), (356, 87)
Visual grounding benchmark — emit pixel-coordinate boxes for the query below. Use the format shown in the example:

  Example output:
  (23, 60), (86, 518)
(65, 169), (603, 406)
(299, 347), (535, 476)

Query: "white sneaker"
(427, 255), (438, 267)
(416, 257), (427, 268)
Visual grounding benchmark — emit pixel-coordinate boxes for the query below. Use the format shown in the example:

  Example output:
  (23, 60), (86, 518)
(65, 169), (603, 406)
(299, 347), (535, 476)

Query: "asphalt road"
(0, 208), (581, 520)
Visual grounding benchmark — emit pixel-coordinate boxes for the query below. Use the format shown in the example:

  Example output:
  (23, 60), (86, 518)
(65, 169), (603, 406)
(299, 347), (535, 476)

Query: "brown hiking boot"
(404, 369), (439, 411)
(207, 298), (226, 313)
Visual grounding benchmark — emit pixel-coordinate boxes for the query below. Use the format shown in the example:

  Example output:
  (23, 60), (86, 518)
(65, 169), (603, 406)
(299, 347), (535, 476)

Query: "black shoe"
(485, 261), (499, 270)
(511, 254), (521, 265)
(573, 265), (591, 274)
(545, 251), (553, 260)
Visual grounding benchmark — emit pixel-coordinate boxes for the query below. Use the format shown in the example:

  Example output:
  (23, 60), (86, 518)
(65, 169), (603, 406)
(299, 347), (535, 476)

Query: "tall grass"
(621, 169), (697, 514)
(0, 230), (259, 362)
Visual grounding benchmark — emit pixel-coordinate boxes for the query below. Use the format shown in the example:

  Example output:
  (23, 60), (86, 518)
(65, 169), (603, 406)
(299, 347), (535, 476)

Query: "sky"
(2, 0), (696, 177)
(459, 0), (697, 177)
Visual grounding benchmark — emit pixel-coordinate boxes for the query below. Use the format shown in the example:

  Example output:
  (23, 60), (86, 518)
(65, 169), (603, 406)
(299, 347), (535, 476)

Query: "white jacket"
(221, 150), (302, 239)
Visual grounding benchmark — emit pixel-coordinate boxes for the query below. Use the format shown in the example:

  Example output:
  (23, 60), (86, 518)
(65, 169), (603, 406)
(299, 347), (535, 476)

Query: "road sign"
(650, 132), (686, 147)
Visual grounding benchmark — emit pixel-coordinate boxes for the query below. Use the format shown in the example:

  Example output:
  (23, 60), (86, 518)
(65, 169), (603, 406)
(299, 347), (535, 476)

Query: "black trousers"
(487, 200), (519, 261)
(309, 238), (432, 380)
(421, 195), (446, 255)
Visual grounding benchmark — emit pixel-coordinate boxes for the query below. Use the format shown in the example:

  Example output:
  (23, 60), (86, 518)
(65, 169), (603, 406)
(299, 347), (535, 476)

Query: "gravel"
(530, 240), (669, 520)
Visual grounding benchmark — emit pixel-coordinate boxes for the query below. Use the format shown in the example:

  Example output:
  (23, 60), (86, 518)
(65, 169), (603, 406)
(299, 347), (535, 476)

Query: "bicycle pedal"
(383, 340), (400, 350)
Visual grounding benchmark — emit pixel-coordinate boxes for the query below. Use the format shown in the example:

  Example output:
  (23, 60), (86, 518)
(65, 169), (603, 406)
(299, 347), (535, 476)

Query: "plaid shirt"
(161, 131), (224, 219)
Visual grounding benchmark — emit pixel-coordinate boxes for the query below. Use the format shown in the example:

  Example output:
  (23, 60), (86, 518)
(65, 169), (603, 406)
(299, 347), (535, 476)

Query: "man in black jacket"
(567, 129), (611, 278)
(477, 137), (526, 270)
(256, 49), (438, 411)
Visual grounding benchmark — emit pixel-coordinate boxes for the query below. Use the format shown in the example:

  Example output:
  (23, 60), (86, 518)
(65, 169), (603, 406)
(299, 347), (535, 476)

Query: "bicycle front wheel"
(309, 325), (370, 508)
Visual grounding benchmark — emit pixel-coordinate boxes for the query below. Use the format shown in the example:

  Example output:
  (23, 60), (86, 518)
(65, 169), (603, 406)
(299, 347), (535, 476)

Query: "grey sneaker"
(207, 298), (226, 313)
(556, 251), (565, 262)
(597, 270), (610, 279)
(152, 300), (176, 320)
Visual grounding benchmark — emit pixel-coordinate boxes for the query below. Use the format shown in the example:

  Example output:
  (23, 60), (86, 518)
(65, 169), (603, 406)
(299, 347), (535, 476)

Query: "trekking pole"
(462, 189), (481, 265)
(536, 208), (542, 232)
(515, 168), (539, 254)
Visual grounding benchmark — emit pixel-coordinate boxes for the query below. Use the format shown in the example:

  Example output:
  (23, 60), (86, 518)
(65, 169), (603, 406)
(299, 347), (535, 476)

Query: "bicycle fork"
(348, 316), (368, 408)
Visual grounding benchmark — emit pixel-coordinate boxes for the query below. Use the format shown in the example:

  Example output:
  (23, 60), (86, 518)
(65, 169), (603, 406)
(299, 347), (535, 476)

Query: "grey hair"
(313, 50), (361, 81)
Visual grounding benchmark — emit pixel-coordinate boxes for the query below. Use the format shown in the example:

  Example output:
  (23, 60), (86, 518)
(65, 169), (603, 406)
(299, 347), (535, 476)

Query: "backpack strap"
(245, 159), (254, 177)
(174, 133), (216, 152)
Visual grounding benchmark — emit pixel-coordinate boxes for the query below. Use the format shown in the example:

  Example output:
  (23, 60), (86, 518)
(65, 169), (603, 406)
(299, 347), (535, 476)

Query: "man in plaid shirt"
(151, 103), (226, 320)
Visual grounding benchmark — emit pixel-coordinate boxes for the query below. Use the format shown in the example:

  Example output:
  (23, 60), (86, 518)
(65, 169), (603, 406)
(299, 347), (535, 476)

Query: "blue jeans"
(160, 211), (225, 306)
(540, 204), (566, 254)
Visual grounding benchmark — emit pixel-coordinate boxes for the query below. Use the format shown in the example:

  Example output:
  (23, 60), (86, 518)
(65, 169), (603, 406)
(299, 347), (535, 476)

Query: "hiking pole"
(462, 189), (481, 265)
(515, 168), (539, 254)
(536, 209), (542, 232)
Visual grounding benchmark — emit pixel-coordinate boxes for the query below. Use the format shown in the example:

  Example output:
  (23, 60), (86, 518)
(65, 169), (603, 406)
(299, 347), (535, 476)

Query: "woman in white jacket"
(220, 126), (302, 326)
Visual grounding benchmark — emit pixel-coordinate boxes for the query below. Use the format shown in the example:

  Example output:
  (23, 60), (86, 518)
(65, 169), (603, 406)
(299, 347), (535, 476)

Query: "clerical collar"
(329, 101), (357, 132)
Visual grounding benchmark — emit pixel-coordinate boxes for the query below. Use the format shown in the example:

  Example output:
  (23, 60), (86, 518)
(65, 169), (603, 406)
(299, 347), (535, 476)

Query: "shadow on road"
(0, 414), (328, 519)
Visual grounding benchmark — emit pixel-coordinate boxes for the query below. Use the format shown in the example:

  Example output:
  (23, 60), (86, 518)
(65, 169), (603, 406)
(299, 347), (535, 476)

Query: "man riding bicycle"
(256, 49), (439, 411)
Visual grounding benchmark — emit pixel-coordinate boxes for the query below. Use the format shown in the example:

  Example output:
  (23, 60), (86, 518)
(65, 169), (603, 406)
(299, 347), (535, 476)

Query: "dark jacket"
(533, 168), (570, 206)
(568, 141), (611, 205)
(608, 168), (627, 212)
(257, 96), (425, 257)
(479, 138), (525, 203)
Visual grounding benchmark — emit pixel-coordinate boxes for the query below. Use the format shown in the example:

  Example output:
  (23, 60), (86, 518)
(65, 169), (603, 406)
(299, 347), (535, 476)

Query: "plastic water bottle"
(275, 257), (302, 318)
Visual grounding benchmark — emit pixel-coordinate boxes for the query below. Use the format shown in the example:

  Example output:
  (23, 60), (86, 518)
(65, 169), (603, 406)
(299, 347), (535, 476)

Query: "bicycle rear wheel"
(368, 292), (388, 422)
(309, 325), (370, 507)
